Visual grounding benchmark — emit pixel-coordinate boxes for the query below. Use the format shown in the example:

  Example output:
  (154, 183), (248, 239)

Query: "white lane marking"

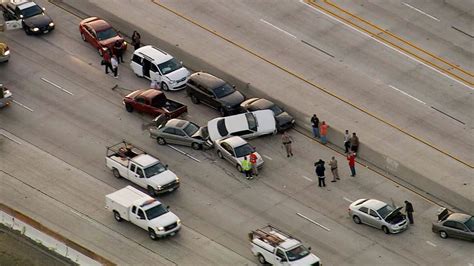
(70, 210), (94, 223)
(389, 85), (426, 104)
(402, 3), (440, 21)
(426, 240), (437, 247)
(41, 78), (74, 95)
(0, 129), (22, 145)
(12, 100), (34, 112)
(468, 263), (473, 266)
(167, 144), (201, 162)
(299, 0), (473, 90)
(302, 175), (313, 181)
(263, 154), (273, 160)
(343, 197), (353, 203)
(260, 18), (297, 39)
(297, 212), (331, 231)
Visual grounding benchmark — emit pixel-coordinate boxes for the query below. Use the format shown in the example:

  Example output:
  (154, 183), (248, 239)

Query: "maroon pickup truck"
(123, 89), (187, 118)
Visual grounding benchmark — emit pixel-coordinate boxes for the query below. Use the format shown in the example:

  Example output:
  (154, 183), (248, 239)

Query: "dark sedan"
(2, 1), (54, 35)
(240, 98), (295, 132)
(432, 208), (474, 241)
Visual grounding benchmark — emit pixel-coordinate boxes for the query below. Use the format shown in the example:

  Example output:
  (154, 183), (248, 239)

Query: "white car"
(207, 110), (276, 141)
(215, 136), (264, 172)
(130, 45), (190, 91)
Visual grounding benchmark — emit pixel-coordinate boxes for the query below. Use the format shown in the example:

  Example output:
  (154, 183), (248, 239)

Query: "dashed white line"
(343, 197), (353, 203)
(0, 129), (22, 145)
(389, 85), (426, 105)
(263, 154), (273, 160)
(70, 210), (94, 223)
(402, 3), (440, 21)
(302, 175), (313, 182)
(167, 144), (201, 162)
(425, 240), (437, 247)
(41, 78), (74, 95)
(12, 100), (34, 112)
(299, 0), (472, 90)
(260, 18), (297, 39)
(297, 212), (331, 231)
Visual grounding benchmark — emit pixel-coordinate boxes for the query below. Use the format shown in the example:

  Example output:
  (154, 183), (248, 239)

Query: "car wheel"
(125, 103), (133, 112)
(157, 137), (166, 145)
(257, 254), (267, 265)
(80, 32), (86, 41)
(236, 164), (243, 172)
(161, 82), (169, 91)
(191, 142), (201, 150)
(217, 150), (224, 159)
(113, 211), (122, 222)
(382, 226), (390, 234)
(190, 94), (200, 104)
(112, 168), (121, 179)
(24, 27), (31, 35)
(352, 215), (361, 224)
(148, 228), (158, 240)
(439, 231), (448, 239)
(147, 186), (157, 197)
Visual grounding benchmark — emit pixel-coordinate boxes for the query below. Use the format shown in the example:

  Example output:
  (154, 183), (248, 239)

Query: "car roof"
(189, 72), (225, 89)
(447, 213), (472, 223)
(223, 114), (250, 132)
(17, 1), (36, 9)
(132, 154), (158, 168)
(359, 199), (387, 210)
(165, 119), (189, 129)
(137, 89), (162, 99)
(88, 19), (112, 32)
(249, 98), (274, 109)
(135, 45), (173, 64)
(221, 136), (247, 147)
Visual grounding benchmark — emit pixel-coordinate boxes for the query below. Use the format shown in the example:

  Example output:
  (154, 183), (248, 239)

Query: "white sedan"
(207, 110), (276, 141)
(215, 136), (264, 172)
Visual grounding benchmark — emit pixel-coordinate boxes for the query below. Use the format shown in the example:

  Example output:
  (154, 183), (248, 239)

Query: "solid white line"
(389, 85), (426, 104)
(41, 78), (74, 95)
(343, 197), (353, 203)
(70, 210), (94, 223)
(0, 129), (22, 145)
(426, 240), (437, 247)
(302, 175), (313, 181)
(260, 19), (297, 39)
(167, 144), (201, 162)
(263, 154), (273, 160)
(297, 212), (331, 231)
(299, 0), (472, 90)
(402, 3), (440, 21)
(12, 100), (34, 112)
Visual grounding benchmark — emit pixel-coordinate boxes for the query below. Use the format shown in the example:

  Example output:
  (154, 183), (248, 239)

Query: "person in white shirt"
(111, 55), (119, 78)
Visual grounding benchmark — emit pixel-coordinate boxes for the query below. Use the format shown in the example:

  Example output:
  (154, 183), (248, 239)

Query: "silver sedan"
(150, 118), (213, 150)
(349, 199), (408, 234)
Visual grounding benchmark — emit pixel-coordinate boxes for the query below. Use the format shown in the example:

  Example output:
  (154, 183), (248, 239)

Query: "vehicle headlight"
(49, 22), (54, 27)
(32, 27), (39, 32)
(169, 80), (176, 84)
(176, 177), (180, 182)
(157, 226), (164, 231)
(123, 41), (127, 45)
(157, 185), (162, 190)
(291, 119), (295, 124)
(4, 50), (10, 56)
(177, 219), (181, 225)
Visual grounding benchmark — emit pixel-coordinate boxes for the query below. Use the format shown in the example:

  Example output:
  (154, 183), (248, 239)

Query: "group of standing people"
(241, 152), (259, 180)
(101, 30), (142, 78)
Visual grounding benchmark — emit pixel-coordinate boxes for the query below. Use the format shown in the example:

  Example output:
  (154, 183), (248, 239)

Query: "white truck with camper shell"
(105, 186), (181, 240)
(249, 225), (321, 266)
(105, 141), (180, 196)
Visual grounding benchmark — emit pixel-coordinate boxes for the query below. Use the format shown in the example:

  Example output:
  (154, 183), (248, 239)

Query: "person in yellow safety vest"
(241, 156), (253, 180)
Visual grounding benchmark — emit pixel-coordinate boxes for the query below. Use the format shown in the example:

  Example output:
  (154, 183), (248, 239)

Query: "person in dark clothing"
(405, 200), (414, 224)
(131, 30), (141, 50)
(350, 132), (359, 154)
(102, 49), (112, 74)
(315, 159), (326, 187)
(310, 114), (320, 138)
(113, 40), (125, 63)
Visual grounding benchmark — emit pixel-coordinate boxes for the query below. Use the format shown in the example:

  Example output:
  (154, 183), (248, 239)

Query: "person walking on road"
(344, 130), (351, 153)
(113, 40), (125, 63)
(249, 152), (258, 177)
(405, 200), (414, 224)
(111, 54), (119, 78)
(131, 30), (141, 50)
(310, 114), (320, 138)
(329, 156), (339, 182)
(350, 132), (359, 154)
(242, 156), (253, 180)
(320, 121), (329, 144)
(281, 131), (293, 157)
(315, 159), (326, 187)
(347, 152), (356, 177)
(102, 48), (112, 74)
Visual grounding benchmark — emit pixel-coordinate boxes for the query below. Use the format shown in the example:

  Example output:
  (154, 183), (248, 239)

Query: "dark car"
(186, 72), (245, 116)
(432, 208), (474, 241)
(240, 98), (295, 132)
(79, 17), (127, 56)
(1, 1), (54, 35)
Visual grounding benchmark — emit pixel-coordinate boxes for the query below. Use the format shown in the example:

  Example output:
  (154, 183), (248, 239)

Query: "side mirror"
(232, 85), (236, 88)
(276, 257), (281, 262)
(166, 206), (170, 210)
(308, 246), (312, 251)
(165, 164), (169, 169)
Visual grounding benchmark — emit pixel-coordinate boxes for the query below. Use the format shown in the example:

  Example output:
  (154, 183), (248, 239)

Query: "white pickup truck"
(106, 186), (181, 240)
(105, 141), (180, 196)
(249, 225), (321, 266)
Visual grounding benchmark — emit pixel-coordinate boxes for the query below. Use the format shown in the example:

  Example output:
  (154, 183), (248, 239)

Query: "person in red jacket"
(102, 48), (112, 74)
(249, 152), (258, 177)
(347, 152), (356, 177)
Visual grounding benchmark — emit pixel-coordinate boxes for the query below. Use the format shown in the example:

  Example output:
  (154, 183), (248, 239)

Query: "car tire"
(190, 94), (200, 104)
(219, 107), (226, 116)
(157, 137), (166, 145)
(161, 82), (169, 91)
(24, 27), (31, 35)
(352, 215), (361, 224)
(439, 231), (448, 239)
(236, 164), (243, 172)
(112, 168), (121, 179)
(382, 226), (390, 234)
(125, 103), (133, 112)
(113, 211), (122, 222)
(148, 228), (158, 240)
(147, 186), (157, 197)
(217, 150), (224, 159)
(257, 254), (267, 265)
(81, 32), (86, 41)
(191, 142), (201, 150)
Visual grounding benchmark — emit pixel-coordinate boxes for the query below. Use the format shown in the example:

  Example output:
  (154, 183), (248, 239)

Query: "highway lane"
(1, 1), (473, 265)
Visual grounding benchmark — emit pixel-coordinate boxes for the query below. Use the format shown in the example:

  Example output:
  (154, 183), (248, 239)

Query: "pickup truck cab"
(105, 141), (180, 196)
(1, 0), (54, 35)
(106, 186), (181, 240)
(249, 225), (321, 266)
(123, 89), (187, 119)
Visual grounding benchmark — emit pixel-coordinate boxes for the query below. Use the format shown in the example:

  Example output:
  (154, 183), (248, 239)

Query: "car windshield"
(377, 204), (395, 219)
(183, 122), (199, 136)
(213, 84), (235, 98)
(464, 216), (474, 231)
(234, 143), (254, 158)
(145, 204), (168, 220)
(97, 28), (118, 41)
(21, 5), (43, 18)
(246, 113), (258, 131)
(286, 245), (311, 262)
(269, 104), (283, 116)
(217, 119), (228, 137)
(158, 58), (181, 75)
(144, 162), (167, 178)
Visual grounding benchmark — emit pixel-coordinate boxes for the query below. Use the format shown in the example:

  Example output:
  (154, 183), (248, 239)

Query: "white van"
(130, 45), (190, 91)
